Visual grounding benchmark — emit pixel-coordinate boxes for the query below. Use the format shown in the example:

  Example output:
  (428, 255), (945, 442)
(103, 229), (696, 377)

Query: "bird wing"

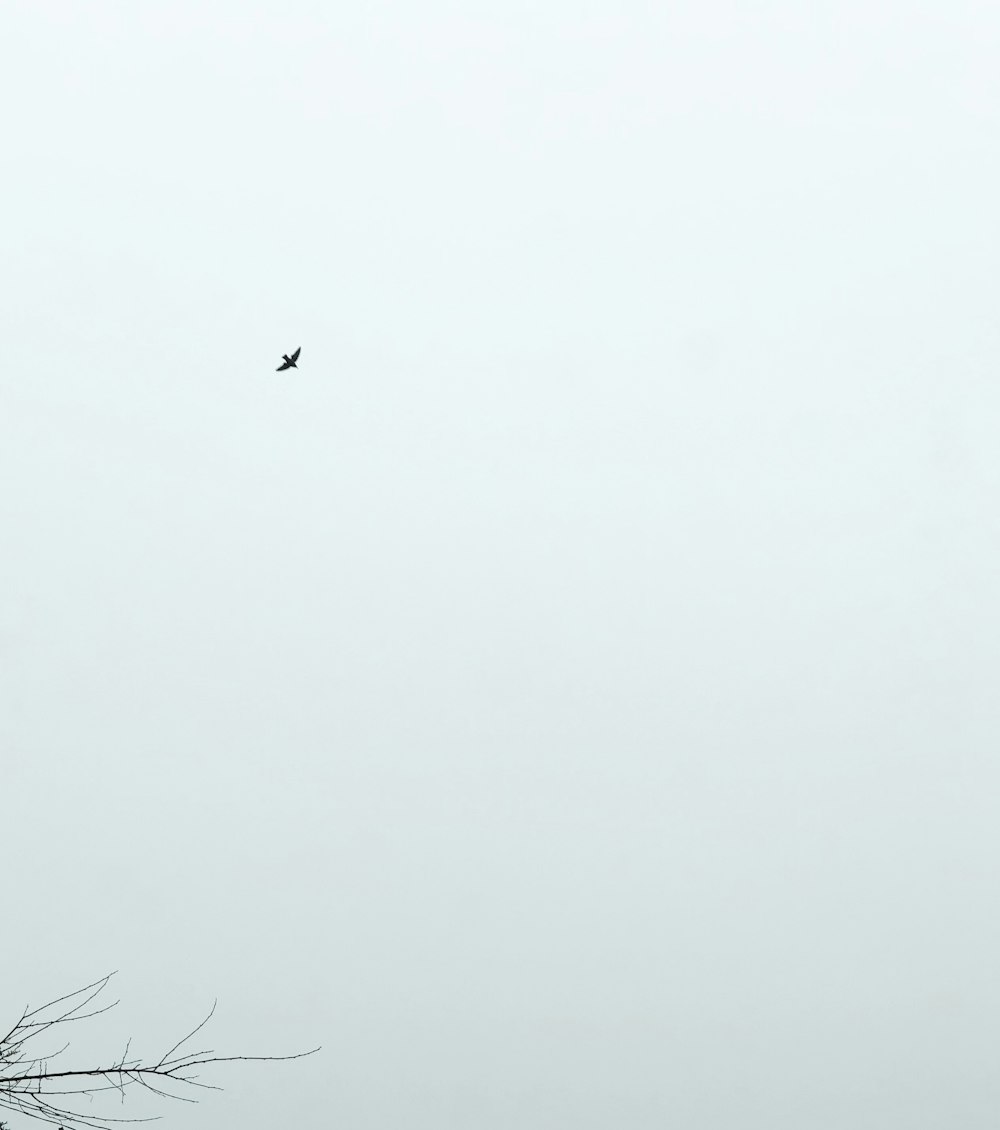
(290, 347), (301, 362)
(276, 359), (292, 370)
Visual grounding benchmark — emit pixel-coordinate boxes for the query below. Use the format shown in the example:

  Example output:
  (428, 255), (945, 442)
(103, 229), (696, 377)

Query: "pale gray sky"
(3, 1), (1000, 1126)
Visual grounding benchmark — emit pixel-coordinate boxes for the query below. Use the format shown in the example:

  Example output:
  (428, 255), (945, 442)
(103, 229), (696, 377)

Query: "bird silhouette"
(276, 347), (301, 371)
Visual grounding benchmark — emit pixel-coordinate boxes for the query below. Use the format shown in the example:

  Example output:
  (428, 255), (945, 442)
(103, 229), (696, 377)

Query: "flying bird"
(276, 347), (301, 371)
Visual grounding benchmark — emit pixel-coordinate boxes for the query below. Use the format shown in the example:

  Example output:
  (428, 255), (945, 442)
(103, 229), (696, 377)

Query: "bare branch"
(0, 975), (320, 1130)
(154, 1002), (216, 1070)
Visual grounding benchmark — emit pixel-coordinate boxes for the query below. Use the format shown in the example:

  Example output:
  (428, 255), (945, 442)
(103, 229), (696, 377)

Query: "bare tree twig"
(0, 975), (319, 1130)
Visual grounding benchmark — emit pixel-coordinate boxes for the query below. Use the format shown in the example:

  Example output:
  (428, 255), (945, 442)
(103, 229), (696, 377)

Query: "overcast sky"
(3, 2), (1000, 1127)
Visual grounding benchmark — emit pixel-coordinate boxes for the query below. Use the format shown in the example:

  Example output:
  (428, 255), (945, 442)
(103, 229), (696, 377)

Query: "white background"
(3, 2), (1000, 1126)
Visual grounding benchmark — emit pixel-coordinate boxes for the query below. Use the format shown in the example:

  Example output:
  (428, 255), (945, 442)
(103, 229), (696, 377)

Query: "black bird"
(276, 347), (301, 371)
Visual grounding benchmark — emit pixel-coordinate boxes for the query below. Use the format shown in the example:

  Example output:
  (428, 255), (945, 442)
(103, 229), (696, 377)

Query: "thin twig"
(0, 974), (319, 1130)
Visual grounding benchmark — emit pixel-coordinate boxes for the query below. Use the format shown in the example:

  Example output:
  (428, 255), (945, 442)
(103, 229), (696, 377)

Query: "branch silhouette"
(0, 974), (319, 1130)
